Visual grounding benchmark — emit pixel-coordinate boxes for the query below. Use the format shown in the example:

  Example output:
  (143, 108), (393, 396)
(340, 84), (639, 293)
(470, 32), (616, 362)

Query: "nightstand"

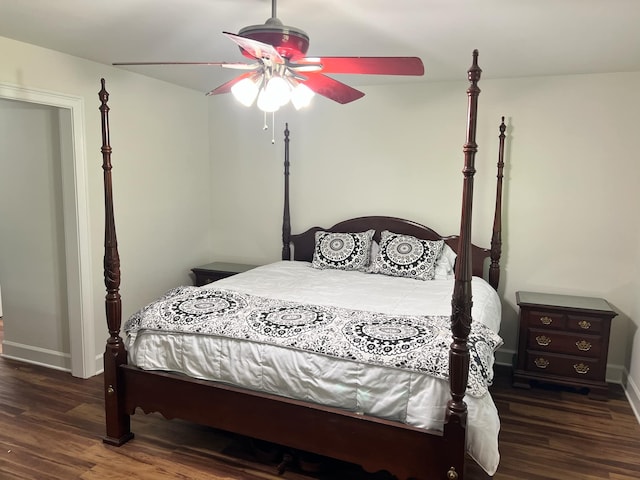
(191, 262), (257, 286)
(513, 291), (617, 400)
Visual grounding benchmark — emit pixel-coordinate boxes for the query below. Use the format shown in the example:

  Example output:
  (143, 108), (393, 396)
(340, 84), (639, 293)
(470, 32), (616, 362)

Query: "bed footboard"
(119, 364), (451, 480)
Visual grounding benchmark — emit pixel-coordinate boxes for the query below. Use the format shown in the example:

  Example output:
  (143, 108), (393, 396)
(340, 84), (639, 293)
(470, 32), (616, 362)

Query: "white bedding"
(125, 260), (502, 475)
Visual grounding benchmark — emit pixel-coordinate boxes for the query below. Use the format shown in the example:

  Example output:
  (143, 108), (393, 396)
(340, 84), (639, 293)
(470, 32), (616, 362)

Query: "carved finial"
(99, 78), (109, 105)
(468, 50), (482, 84)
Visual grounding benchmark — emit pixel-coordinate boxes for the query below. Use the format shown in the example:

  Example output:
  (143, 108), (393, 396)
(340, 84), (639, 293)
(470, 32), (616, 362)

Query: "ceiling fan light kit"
(231, 70), (316, 112)
(113, 0), (424, 113)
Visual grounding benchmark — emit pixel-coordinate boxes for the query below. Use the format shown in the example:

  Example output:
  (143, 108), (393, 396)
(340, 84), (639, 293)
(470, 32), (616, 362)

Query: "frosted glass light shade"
(291, 83), (315, 110)
(256, 87), (281, 112)
(231, 77), (259, 107)
(264, 76), (291, 107)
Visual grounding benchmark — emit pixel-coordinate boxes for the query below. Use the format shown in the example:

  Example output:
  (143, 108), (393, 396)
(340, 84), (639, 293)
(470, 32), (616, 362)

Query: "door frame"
(0, 82), (95, 378)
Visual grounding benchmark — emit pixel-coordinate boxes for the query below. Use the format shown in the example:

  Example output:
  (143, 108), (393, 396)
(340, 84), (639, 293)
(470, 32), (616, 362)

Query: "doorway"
(0, 83), (95, 378)
(0, 286), (3, 353)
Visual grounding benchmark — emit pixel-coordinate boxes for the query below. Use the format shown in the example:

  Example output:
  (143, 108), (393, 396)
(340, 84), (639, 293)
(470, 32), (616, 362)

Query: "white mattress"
(126, 261), (502, 475)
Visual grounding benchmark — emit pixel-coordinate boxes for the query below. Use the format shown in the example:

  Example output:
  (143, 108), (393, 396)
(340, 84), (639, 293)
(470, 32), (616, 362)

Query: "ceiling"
(2, 0), (639, 94)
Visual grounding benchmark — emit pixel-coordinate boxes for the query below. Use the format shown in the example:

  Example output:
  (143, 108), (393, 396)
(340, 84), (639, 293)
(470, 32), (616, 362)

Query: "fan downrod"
(238, 0), (309, 59)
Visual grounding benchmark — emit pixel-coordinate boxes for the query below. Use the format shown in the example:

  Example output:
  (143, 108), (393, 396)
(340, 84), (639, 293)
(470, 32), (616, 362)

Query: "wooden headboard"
(280, 118), (506, 290)
(287, 216), (490, 280)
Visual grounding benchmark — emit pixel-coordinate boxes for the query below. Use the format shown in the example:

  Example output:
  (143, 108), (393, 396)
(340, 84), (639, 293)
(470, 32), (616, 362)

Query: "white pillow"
(434, 243), (457, 280)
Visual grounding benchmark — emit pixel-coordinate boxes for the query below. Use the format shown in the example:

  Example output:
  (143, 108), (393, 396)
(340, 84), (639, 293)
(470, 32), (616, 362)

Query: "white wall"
(0, 36), (211, 375)
(482, 73), (639, 380)
(207, 69), (640, 388)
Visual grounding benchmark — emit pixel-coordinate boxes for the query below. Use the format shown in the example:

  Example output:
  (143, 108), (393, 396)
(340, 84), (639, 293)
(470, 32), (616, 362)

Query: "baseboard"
(1, 340), (71, 372)
(623, 369), (640, 424)
(605, 364), (625, 384)
(494, 347), (516, 368)
(95, 354), (104, 376)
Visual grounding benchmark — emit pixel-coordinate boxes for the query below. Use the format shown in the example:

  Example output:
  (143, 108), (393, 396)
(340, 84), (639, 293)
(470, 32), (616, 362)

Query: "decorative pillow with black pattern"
(370, 230), (444, 281)
(311, 229), (375, 272)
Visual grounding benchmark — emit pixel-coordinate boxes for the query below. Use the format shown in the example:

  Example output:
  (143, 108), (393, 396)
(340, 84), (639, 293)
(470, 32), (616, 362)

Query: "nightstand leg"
(512, 374), (532, 390)
(588, 385), (609, 401)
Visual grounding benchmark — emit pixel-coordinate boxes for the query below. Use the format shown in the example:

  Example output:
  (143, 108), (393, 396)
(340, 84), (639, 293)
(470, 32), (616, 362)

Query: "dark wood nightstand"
(191, 262), (257, 286)
(513, 291), (617, 400)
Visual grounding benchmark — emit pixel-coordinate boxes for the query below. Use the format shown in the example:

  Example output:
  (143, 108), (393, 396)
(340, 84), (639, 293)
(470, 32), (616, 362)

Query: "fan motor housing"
(238, 21), (310, 59)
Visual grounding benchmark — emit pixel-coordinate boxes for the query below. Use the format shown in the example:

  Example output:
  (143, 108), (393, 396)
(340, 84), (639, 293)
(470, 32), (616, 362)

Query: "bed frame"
(99, 50), (506, 480)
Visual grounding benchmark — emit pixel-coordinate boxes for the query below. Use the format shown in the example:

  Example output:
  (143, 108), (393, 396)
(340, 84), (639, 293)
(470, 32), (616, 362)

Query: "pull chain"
(262, 111), (277, 144)
(272, 112), (276, 144)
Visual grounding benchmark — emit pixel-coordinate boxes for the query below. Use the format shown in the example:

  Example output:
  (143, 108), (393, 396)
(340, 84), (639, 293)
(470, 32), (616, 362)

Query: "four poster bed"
(100, 51), (507, 479)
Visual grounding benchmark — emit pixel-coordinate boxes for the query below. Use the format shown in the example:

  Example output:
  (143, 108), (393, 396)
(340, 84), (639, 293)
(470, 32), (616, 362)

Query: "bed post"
(489, 117), (506, 290)
(444, 50), (481, 480)
(99, 79), (134, 446)
(282, 123), (292, 260)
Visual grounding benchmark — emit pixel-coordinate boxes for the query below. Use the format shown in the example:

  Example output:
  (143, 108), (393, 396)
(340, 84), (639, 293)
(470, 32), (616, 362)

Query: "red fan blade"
(295, 56), (424, 76)
(222, 31), (285, 64)
(112, 61), (256, 70)
(205, 72), (254, 96)
(302, 74), (365, 104)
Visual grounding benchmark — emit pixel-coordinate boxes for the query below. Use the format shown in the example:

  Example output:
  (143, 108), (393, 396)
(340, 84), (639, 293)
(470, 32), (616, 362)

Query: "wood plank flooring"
(1, 356), (639, 479)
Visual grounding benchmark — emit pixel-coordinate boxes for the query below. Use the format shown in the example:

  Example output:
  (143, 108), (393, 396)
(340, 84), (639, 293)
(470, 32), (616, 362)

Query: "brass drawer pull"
(539, 316), (553, 325)
(536, 335), (552, 346)
(574, 363), (590, 374)
(575, 340), (592, 351)
(578, 320), (591, 329)
(534, 357), (549, 369)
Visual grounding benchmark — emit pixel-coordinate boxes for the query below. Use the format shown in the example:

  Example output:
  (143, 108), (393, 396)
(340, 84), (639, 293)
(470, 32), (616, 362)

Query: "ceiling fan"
(114, 0), (425, 112)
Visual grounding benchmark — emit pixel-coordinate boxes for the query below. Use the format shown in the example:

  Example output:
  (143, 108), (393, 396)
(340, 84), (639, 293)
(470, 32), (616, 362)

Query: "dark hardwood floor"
(1, 356), (639, 479)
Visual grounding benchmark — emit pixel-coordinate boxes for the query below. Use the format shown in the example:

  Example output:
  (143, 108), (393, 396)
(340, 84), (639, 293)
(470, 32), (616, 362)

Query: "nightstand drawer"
(525, 352), (602, 381)
(567, 314), (604, 334)
(196, 272), (233, 285)
(524, 309), (566, 330)
(527, 329), (602, 358)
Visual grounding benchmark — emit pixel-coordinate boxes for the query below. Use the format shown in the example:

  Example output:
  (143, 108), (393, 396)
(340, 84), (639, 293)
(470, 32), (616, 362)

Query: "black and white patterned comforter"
(125, 285), (503, 398)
